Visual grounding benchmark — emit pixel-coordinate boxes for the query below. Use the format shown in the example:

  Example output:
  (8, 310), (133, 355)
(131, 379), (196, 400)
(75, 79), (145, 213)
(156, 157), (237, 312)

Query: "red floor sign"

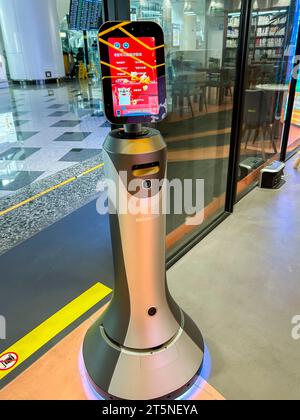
(0, 352), (18, 371)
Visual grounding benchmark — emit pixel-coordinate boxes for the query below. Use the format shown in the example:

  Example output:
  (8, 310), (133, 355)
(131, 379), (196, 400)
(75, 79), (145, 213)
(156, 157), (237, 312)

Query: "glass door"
(129, 0), (243, 259)
(287, 5), (300, 159)
(237, 0), (300, 198)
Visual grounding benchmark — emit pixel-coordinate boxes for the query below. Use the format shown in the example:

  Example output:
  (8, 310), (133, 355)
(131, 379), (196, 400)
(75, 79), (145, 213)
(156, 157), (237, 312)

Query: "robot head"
(98, 20), (167, 125)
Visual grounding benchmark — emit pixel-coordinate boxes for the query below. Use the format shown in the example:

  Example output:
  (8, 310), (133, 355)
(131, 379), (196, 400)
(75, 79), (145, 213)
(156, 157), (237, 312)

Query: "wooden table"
(174, 67), (235, 106)
(256, 83), (288, 93)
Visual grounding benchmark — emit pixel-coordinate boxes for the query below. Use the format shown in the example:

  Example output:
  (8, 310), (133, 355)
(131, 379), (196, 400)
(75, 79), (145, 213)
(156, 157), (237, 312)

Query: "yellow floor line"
(0, 282), (112, 381)
(0, 163), (104, 218)
(79, 164), (104, 177)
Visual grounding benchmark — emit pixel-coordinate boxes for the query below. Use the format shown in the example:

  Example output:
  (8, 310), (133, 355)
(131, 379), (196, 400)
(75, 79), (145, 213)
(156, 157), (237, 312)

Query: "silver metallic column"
(83, 128), (204, 400)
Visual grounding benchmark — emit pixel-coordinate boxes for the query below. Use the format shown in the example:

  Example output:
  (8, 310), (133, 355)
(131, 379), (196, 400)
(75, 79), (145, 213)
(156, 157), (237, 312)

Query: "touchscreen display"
(107, 36), (159, 118)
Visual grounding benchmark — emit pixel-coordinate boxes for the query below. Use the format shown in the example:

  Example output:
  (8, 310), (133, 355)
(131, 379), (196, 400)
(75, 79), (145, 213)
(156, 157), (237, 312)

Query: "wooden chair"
(172, 73), (208, 117)
(243, 90), (278, 160)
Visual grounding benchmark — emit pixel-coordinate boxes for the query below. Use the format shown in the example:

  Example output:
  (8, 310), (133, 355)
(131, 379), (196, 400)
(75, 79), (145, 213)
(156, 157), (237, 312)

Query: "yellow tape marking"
(119, 27), (164, 51)
(98, 21), (130, 37)
(80, 163), (104, 176)
(0, 282), (112, 380)
(98, 22), (164, 51)
(0, 163), (104, 218)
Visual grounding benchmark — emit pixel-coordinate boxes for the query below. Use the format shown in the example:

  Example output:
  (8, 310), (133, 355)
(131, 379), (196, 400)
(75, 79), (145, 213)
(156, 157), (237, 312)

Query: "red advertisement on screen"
(108, 36), (159, 117)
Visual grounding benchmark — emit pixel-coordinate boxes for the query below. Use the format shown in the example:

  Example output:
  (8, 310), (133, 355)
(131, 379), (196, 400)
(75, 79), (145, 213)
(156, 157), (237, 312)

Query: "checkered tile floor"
(0, 81), (111, 197)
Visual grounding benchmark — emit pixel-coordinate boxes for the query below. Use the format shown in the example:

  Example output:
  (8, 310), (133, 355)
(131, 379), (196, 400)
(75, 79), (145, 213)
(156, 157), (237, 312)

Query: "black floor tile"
(16, 132), (39, 141)
(51, 120), (81, 128)
(0, 170), (44, 191)
(0, 147), (40, 161)
(59, 148), (101, 162)
(14, 120), (30, 127)
(53, 132), (91, 142)
(48, 111), (70, 117)
(101, 121), (111, 127)
(47, 104), (64, 109)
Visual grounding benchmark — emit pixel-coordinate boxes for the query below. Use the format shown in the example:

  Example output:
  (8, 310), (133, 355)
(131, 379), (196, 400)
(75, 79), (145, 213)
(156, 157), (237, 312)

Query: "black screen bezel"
(98, 21), (166, 125)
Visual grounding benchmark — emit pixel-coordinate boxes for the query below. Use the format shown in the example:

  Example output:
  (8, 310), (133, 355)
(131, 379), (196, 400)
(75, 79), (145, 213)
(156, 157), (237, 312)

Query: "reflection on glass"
(0, 112), (17, 144)
(289, 64), (300, 156)
(130, 0), (241, 257)
(0, 113), (26, 191)
(238, 2), (299, 197)
(60, 12), (101, 82)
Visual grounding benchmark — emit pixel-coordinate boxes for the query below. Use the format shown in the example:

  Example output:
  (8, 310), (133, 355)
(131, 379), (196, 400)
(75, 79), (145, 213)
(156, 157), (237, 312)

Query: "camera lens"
(143, 180), (152, 189)
(148, 307), (157, 317)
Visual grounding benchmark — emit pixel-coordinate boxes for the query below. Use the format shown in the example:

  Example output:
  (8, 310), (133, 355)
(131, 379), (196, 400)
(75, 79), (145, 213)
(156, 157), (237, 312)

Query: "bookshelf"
(223, 7), (289, 67)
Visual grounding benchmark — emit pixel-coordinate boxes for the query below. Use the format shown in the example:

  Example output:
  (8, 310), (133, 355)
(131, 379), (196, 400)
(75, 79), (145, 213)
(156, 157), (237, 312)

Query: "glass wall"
(59, 16), (101, 81)
(237, 0), (300, 197)
(289, 31), (300, 157)
(289, 79), (300, 155)
(130, 0), (243, 258)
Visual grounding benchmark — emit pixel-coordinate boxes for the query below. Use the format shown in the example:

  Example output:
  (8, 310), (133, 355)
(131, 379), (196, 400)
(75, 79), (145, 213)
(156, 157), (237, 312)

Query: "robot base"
(83, 309), (204, 401)
(82, 127), (205, 400)
(86, 369), (202, 401)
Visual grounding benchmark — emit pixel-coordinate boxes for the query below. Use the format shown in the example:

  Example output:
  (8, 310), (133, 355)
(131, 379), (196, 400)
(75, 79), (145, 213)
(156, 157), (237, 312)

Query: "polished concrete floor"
(169, 157), (300, 400)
